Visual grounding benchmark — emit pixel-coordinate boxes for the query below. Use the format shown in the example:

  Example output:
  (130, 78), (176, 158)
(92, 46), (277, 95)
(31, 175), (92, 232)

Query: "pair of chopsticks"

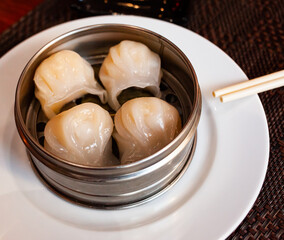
(212, 70), (284, 103)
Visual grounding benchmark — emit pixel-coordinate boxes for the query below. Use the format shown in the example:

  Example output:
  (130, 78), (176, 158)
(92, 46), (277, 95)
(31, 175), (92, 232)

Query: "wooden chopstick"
(212, 70), (284, 103)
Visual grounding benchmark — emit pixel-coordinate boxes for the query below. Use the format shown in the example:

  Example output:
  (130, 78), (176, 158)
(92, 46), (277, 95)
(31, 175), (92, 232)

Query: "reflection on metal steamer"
(14, 24), (202, 209)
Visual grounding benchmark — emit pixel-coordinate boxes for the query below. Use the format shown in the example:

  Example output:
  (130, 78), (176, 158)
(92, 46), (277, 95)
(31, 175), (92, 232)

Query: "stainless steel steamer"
(14, 24), (202, 209)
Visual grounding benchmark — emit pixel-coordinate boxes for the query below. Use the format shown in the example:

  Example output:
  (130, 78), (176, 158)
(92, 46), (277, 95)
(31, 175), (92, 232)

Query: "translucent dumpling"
(44, 103), (116, 167)
(99, 40), (162, 111)
(113, 97), (181, 164)
(34, 50), (107, 119)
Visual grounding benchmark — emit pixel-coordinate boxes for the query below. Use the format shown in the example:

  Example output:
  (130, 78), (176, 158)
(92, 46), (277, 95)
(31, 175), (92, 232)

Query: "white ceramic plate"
(0, 16), (269, 240)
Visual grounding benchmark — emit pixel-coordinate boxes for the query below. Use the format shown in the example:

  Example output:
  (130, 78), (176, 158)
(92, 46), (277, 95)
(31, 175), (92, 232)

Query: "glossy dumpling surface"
(34, 50), (107, 119)
(99, 40), (162, 111)
(44, 103), (116, 167)
(113, 97), (181, 164)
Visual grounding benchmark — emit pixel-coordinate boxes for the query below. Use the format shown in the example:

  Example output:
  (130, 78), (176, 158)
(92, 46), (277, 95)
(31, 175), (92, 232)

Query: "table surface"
(0, 0), (283, 239)
(0, 0), (44, 33)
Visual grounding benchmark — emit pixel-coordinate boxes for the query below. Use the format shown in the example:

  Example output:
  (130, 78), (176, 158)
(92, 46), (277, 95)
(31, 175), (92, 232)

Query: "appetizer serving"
(114, 97), (181, 164)
(44, 102), (116, 167)
(14, 24), (201, 207)
(34, 50), (107, 119)
(99, 40), (162, 111)
(34, 41), (181, 166)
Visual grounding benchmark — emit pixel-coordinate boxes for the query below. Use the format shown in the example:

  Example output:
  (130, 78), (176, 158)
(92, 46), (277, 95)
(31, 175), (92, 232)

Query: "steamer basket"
(14, 24), (202, 209)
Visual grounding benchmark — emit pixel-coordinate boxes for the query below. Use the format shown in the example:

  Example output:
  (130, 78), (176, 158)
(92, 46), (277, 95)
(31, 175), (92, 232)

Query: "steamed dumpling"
(99, 40), (162, 111)
(113, 97), (181, 164)
(34, 50), (107, 119)
(44, 103), (116, 167)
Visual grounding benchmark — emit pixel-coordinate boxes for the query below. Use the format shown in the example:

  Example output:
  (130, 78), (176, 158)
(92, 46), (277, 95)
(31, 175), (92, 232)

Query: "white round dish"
(0, 15), (269, 240)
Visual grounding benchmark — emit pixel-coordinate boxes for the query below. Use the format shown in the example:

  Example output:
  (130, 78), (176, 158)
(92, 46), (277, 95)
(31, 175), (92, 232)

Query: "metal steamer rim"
(28, 134), (197, 209)
(15, 24), (201, 209)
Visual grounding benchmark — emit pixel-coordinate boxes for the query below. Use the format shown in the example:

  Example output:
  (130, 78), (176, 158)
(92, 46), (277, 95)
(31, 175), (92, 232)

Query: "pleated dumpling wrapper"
(34, 50), (107, 119)
(99, 40), (162, 111)
(113, 97), (182, 164)
(44, 103), (117, 167)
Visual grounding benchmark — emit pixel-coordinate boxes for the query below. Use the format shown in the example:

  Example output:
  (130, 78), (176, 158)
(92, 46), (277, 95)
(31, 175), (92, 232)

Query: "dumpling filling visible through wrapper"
(99, 40), (162, 111)
(113, 97), (182, 164)
(34, 50), (107, 119)
(44, 103), (117, 167)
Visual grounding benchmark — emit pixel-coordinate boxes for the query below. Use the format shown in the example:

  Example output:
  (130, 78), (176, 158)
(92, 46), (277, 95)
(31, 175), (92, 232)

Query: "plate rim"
(0, 15), (269, 240)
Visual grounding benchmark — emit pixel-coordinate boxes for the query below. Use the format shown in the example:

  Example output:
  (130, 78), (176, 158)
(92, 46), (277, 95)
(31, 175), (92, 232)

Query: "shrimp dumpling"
(34, 50), (107, 119)
(99, 40), (162, 111)
(113, 97), (182, 164)
(44, 103), (116, 167)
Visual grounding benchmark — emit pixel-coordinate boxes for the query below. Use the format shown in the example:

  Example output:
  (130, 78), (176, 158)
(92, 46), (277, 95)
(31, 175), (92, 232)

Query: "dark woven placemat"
(0, 0), (283, 239)
(186, 1), (284, 238)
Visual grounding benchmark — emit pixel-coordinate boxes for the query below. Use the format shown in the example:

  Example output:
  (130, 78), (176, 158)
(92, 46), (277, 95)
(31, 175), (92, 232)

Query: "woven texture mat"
(0, 0), (283, 239)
